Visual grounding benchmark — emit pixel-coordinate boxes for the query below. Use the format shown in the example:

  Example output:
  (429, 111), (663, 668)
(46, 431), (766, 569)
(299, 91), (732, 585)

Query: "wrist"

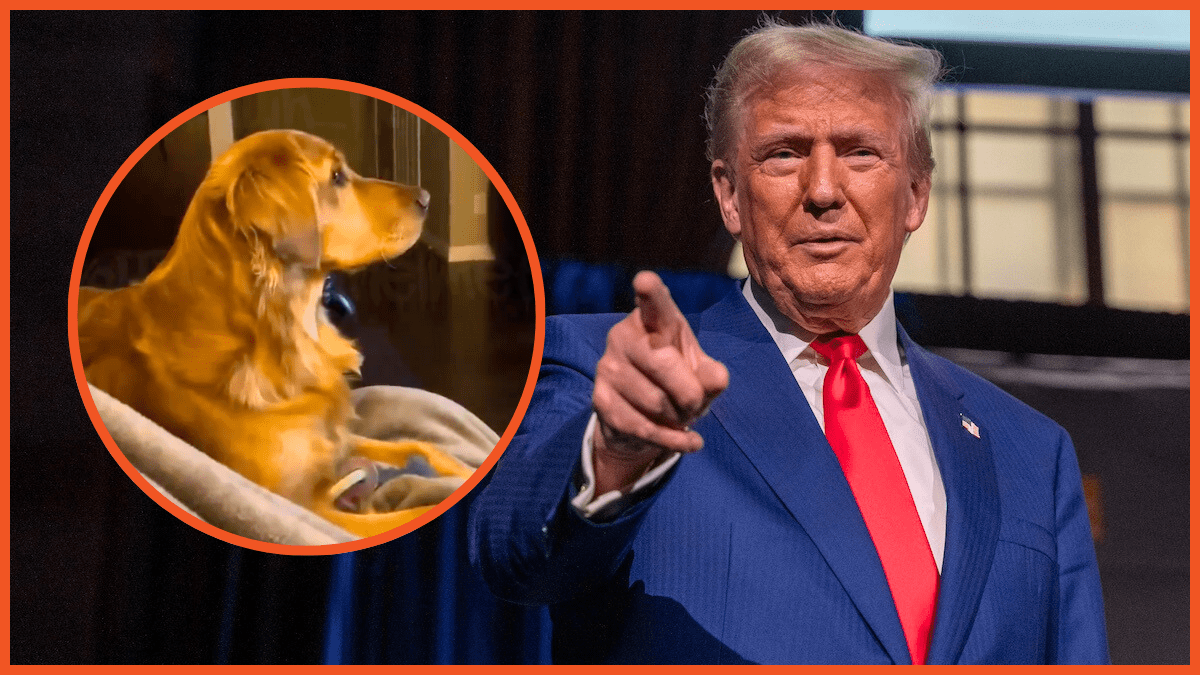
(592, 421), (667, 495)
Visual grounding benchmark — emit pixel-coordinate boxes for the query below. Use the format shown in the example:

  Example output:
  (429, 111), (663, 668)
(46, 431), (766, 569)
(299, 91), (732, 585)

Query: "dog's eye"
(331, 168), (348, 187)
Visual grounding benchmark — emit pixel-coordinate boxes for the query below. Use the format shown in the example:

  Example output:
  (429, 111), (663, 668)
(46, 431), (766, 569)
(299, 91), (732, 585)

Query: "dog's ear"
(273, 228), (322, 270)
(226, 167), (272, 233)
(226, 166), (322, 271)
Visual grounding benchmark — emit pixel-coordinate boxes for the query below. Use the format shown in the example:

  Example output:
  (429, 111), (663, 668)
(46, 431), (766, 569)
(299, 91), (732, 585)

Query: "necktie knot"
(811, 334), (868, 363)
(812, 335), (868, 407)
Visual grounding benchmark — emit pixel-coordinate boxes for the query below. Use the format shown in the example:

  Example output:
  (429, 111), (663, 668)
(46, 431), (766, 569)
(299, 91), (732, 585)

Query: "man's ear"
(905, 174), (932, 235)
(711, 160), (741, 239)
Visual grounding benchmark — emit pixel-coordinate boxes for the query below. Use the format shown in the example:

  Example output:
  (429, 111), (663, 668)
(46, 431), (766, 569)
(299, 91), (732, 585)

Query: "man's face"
(712, 64), (930, 335)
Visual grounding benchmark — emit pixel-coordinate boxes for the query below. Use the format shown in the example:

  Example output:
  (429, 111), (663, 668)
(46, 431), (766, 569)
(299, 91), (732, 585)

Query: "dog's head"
(207, 129), (428, 274)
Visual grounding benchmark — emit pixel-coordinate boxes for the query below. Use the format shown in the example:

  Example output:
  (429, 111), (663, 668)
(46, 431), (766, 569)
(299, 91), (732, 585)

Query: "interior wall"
(232, 88), (377, 177)
(417, 118), (451, 256)
(448, 141), (491, 256)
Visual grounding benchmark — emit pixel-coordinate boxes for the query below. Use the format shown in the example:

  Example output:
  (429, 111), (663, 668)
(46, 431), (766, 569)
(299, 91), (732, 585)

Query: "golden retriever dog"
(78, 129), (474, 539)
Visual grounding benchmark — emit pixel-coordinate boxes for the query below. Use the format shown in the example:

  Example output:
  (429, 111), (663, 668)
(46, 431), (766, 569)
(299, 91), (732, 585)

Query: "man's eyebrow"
(749, 128), (894, 153)
(830, 127), (892, 147)
(751, 129), (815, 147)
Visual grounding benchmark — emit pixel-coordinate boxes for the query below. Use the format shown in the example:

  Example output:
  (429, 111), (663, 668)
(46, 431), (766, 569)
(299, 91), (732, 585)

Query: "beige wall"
(230, 88), (377, 177)
(416, 118), (451, 256)
(448, 141), (492, 260)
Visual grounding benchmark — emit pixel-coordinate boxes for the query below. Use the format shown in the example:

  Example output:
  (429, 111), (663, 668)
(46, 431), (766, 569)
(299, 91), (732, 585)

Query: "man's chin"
(771, 277), (886, 334)
(781, 276), (862, 310)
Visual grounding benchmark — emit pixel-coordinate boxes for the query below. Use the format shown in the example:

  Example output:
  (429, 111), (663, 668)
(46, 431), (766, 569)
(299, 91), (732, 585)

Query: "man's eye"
(769, 149), (798, 160)
(332, 168), (348, 187)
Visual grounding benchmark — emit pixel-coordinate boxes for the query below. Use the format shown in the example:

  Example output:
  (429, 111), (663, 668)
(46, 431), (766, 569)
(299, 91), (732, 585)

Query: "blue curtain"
(323, 490), (552, 664)
(544, 259), (741, 316)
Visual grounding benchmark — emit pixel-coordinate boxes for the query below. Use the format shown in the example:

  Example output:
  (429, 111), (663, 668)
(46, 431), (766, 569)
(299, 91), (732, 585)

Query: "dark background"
(10, 10), (1188, 664)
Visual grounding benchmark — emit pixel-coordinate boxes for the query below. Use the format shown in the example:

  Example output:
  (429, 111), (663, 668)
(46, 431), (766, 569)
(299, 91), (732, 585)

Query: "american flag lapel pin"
(960, 413), (980, 439)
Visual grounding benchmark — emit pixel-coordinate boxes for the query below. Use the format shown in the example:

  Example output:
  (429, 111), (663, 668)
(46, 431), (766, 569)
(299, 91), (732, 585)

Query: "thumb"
(696, 355), (729, 397)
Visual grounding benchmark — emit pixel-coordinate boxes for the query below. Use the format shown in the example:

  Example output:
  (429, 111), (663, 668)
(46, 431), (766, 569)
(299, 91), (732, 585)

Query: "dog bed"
(87, 383), (498, 546)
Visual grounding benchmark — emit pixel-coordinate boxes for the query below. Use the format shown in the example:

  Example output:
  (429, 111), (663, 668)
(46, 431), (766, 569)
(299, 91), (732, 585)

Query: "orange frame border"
(64, 77), (546, 557)
(5, 8), (1195, 667)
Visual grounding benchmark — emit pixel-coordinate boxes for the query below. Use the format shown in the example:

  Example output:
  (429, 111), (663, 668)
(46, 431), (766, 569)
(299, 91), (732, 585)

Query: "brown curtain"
(189, 11), (848, 272)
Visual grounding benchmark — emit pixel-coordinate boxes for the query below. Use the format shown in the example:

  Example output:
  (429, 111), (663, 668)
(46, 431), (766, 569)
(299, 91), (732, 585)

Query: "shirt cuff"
(570, 413), (681, 521)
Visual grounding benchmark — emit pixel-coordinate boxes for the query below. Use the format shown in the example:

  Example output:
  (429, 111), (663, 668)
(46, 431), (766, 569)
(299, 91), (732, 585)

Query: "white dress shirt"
(574, 280), (947, 570)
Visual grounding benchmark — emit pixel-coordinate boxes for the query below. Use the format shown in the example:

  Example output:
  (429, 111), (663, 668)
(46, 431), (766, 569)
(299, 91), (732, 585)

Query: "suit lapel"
(900, 328), (1001, 665)
(697, 291), (912, 665)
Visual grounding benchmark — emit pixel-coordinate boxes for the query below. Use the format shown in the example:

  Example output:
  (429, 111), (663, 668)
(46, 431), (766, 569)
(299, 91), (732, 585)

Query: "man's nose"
(803, 145), (843, 213)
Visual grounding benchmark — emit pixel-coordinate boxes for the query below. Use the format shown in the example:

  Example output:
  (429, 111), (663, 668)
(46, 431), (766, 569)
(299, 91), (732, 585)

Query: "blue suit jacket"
(469, 288), (1109, 664)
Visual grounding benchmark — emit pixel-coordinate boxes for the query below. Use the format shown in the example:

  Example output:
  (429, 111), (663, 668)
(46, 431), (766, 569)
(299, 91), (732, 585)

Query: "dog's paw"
(328, 457), (380, 512)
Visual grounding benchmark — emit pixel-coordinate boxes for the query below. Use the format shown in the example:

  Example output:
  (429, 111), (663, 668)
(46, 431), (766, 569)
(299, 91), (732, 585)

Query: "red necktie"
(811, 335), (939, 665)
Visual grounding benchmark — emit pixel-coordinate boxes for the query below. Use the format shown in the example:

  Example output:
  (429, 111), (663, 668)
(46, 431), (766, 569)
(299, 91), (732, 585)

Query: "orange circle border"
(66, 77), (546, 556)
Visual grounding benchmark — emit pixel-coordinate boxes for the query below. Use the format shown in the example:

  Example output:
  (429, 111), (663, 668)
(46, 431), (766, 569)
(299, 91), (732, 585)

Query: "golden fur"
(78, 129), (473, 539)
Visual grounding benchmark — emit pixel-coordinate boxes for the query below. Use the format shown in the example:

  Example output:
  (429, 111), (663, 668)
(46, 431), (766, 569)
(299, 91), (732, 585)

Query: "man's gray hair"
(704, 18), (944, 181)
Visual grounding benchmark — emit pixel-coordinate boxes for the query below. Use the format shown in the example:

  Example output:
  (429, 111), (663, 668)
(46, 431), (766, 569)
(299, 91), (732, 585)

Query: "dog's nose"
(416, 189), (431, 211)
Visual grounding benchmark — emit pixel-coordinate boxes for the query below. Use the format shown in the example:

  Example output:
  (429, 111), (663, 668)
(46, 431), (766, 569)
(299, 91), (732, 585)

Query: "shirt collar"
(742, 278), (906, 389)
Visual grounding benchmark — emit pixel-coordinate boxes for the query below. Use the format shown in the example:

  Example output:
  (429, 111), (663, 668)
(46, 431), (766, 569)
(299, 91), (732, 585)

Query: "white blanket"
(88, 384), (498, 546)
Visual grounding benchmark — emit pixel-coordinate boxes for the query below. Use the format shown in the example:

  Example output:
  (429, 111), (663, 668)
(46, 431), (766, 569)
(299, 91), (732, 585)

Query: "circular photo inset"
(68, 79), (544, 555)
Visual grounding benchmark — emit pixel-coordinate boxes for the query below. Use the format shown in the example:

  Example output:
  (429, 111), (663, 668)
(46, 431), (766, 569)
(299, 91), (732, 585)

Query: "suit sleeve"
(1050, 428), (1110, 664)
(468, 315), (672, 606)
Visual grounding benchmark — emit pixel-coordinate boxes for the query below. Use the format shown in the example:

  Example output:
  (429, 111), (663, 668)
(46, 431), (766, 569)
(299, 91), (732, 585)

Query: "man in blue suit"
(470, 20), (1108, 664)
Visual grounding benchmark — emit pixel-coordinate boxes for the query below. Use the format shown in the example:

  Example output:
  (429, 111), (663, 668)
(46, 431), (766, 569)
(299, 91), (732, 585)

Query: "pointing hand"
(591, 271), (729, 494)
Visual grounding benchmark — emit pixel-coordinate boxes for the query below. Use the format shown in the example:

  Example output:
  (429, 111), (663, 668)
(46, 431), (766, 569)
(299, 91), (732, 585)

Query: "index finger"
(633, 271), (686, 339)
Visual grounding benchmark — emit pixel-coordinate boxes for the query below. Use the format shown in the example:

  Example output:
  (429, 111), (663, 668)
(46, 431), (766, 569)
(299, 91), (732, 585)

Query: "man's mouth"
(795, 235), (855, 257)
